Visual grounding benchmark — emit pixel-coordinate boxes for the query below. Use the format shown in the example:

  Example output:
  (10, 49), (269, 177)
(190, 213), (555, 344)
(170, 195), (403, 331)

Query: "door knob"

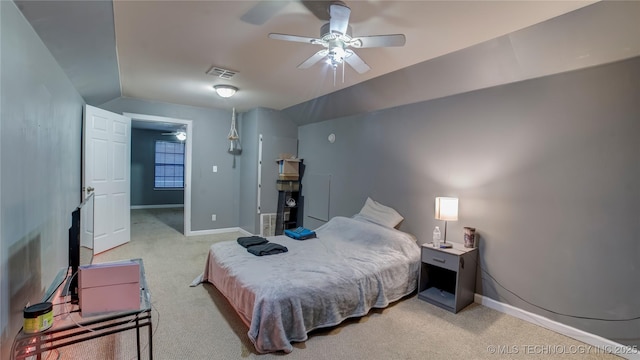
(86, 186), (95, 193)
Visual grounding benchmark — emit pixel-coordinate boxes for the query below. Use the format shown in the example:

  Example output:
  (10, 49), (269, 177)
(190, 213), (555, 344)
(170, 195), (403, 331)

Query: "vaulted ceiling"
(16, 1), (598, 113)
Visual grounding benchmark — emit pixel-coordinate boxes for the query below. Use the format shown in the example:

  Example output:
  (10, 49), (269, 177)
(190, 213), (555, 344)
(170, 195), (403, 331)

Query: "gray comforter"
(202, 216), (420, 353)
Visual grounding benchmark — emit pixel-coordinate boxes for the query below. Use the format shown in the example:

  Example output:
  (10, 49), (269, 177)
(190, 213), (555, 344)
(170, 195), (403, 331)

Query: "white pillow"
(358, 197), (404, 228)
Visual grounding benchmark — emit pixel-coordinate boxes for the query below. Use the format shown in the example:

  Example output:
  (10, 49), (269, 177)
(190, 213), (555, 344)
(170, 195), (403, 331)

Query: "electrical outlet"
(211, 214), (216, 221)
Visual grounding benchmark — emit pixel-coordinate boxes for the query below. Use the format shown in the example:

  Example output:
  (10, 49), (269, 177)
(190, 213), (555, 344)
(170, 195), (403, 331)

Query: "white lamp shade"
(435, 197), (458, 221)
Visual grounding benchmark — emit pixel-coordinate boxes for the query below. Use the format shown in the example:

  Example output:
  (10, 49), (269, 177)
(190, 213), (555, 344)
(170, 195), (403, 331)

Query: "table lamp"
(435, 197), (458, 248)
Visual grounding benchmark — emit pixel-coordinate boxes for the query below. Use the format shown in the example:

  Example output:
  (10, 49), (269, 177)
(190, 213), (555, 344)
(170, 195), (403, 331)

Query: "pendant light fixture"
(228, 108), (242, 155)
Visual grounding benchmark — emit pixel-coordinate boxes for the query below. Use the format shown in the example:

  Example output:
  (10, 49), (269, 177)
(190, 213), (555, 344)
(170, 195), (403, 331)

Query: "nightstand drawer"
(422, 247), (459, 272)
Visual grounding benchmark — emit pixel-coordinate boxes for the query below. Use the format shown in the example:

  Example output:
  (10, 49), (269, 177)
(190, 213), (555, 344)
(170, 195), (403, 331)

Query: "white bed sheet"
(202, 216), (420, 353)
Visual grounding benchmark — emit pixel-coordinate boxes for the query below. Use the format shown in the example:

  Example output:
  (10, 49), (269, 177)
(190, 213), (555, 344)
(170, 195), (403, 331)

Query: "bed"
(200, 210), (420, 353)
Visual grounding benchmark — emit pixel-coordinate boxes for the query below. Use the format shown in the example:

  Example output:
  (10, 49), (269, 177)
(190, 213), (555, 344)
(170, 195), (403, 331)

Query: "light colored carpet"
(54, 208), (620, 360)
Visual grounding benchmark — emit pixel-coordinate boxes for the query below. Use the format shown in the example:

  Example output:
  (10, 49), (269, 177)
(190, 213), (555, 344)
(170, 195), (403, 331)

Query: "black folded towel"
(237, 236), (268, 248)
(247, 242), (288, 256)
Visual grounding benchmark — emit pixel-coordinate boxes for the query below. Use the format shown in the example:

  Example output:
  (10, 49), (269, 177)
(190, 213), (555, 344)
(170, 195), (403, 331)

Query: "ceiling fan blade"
(329, 3), (350, 35)
(298, 49), (329, 69)
(240, 1), (290, 25)
(344, 49), (370, 74)
(351, 34), (406, 48)
(300, 0), (331, 21)
(269, 33), (323, 45)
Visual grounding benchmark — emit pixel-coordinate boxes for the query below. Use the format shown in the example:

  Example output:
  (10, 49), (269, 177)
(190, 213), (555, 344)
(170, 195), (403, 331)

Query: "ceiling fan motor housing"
(321, 22), (352, 38)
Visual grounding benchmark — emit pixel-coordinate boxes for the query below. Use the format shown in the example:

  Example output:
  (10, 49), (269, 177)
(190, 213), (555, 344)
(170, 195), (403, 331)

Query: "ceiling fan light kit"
(268, 2), (406, 83)
(175, 131), (187, 141)
(161, 128), (187, 141)
(214, 84), (238, 98)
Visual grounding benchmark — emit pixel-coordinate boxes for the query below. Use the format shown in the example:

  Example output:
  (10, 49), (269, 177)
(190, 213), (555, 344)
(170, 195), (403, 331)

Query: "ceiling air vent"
(206, 66), (238, 79)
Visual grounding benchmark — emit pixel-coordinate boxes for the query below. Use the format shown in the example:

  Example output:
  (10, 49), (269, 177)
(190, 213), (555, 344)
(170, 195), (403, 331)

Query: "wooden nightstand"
(417, 242), (478, 313)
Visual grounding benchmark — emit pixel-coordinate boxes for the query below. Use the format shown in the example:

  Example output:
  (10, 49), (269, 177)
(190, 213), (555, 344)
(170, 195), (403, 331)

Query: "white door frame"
(124, 113), (193, 236)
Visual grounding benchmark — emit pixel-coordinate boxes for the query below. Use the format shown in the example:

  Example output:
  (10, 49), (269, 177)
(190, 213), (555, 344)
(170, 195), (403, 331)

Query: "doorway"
(124, 113), (193, 236)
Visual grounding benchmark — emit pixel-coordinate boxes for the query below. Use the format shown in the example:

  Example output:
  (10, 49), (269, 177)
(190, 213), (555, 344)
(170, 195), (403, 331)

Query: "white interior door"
(83, 105), (131, 254)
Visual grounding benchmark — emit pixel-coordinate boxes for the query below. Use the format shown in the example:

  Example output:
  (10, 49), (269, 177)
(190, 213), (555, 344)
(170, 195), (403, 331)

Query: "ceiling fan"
(268, 1), (406, 81)
(162, 129), (187, 141)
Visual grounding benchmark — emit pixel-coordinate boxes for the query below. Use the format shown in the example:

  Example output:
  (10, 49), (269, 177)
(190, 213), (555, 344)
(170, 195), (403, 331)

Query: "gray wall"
(101, 98), (240, 232)
(238, 109), (259, 234)
(257, 108), (298, 219)
(131, 128), (184, 207)
(1, 2), (85, 357)
(298, 57), (640, 346)
(15, 0), (121, 106)
(238, 108), (298, 234)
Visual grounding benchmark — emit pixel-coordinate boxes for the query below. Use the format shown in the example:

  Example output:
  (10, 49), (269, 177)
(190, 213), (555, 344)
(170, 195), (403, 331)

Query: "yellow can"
(23, 302), (53, 333)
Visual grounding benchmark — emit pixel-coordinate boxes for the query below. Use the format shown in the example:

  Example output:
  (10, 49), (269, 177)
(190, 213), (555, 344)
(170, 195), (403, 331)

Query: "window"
(154, 140), (185, 189)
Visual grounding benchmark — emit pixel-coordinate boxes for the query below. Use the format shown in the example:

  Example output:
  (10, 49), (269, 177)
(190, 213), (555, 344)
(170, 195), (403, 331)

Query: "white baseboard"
(131, 204), (184, 210)
(188, 227), (251, 237)
(474, 294), (639, 359)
